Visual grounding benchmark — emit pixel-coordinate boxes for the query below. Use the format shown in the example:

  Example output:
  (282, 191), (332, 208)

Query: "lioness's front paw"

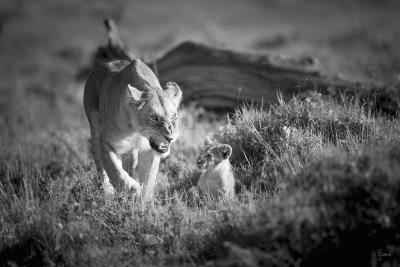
(127, 177), (141, 194)
(103, 182), (115, 196)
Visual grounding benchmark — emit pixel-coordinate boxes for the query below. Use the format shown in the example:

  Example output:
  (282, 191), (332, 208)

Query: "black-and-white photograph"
(0, 0), (399, 266)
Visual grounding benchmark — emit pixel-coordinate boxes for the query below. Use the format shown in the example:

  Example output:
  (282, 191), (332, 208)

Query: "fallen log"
(84, 19), (398, 115)
(155, 41), (354, 111)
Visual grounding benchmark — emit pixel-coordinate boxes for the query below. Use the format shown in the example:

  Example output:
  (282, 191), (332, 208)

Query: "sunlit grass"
(1, 94), (399, 266)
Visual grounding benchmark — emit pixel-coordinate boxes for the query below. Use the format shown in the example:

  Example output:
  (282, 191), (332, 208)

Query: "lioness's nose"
(163, 122), (172, 135)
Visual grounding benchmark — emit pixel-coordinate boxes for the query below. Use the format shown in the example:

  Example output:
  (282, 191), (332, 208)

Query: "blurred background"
(0, 0), (399, 167)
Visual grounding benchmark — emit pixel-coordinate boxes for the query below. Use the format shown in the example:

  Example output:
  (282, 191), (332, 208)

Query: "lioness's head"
(126, 60), (182, 155)
(197, 136), (232, 170)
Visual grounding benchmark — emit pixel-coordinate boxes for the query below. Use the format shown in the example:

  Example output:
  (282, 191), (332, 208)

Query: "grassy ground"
(1, 95), (399, 266)
(1, 0), (400, 266)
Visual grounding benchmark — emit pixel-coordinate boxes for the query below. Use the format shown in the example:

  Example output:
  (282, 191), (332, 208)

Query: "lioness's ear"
(204, 136), (212, 146)
(127, 84), (145, 110)
(219, 144), (232, 160)
(164, 82), (182, 106)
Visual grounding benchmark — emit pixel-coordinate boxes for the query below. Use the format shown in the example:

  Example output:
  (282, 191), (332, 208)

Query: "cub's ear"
(164, 82), (182, 106)
(219, 144), (232, 160)
(127, 84), (145, 110)
(204, 136), (212, 146)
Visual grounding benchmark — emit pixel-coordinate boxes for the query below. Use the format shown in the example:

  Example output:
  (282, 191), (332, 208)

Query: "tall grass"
(209, 142), (400, 266)
(0, 95), (399, 266)
(215, 93), (399, 195)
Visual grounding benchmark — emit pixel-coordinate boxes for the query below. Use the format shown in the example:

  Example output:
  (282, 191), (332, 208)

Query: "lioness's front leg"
(100, 142), (141, 193)
(121, 149), (138, 178)
(137, 150), (161, 201)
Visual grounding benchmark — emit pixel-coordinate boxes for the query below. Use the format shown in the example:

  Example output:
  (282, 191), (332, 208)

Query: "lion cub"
(196, 136), (235, 199)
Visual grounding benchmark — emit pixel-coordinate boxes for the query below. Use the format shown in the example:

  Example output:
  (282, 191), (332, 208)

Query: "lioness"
(83, 59), (182, 199)
(196, 136), (235, 199)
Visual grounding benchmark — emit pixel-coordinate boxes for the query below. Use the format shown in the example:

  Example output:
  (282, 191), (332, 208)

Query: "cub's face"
(128, 82), (182, 155)
(197, 137), (232, 170)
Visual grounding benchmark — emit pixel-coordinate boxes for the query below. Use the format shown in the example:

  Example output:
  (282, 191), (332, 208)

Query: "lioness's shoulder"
(102, 60), (131, 73)
(86, 60), (131, 86)
(97, 59), (161, 90)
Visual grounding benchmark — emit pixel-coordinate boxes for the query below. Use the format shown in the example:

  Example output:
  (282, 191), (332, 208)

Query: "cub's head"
(126, 60), (182, 155)
(197, 136), (232, 170)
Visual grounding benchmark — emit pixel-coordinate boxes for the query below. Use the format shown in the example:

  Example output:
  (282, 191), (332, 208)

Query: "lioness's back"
(83, 60), (131, 114)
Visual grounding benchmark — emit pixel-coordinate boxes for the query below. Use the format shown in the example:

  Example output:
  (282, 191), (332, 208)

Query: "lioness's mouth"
(149, 137), (170, 154)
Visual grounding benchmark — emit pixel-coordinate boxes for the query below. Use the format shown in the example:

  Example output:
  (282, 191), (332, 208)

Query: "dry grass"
(1, 94), (399, 266)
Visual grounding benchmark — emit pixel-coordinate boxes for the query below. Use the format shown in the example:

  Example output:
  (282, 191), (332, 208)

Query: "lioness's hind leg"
(91, 135), (115, 195)
(90, 137), (105, 184)
(130, 149), (139, 179)
(88, 112), (114, 195)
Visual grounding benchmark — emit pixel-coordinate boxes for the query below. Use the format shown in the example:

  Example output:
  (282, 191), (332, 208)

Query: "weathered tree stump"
(87, 19), (398, 115)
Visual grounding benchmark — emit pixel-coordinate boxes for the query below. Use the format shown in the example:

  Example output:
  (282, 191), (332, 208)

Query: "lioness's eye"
(172, 113), (178, 120)
(206, 153), (212, 158)
(150, 114), (159, 121)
